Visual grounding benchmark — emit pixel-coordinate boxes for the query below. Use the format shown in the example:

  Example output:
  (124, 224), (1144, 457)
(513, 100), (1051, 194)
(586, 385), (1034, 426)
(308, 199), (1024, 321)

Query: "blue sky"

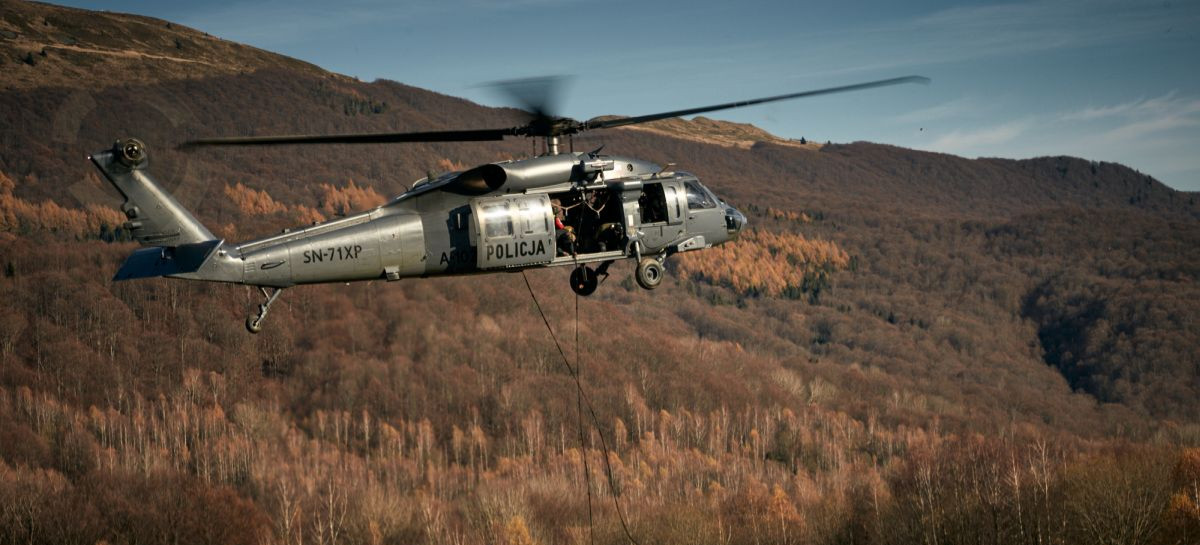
(56, 0), (1200, 191)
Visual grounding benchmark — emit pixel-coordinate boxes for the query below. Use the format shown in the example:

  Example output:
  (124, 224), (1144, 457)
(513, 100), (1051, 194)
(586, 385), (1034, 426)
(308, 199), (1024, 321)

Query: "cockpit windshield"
(684, 181), (716, 210)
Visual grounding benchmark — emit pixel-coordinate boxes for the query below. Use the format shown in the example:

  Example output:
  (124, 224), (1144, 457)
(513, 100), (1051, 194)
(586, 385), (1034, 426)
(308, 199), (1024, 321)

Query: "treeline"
(0, 170), (126, 241)
(1, 226), (1198, 543)
(2, 377), (1199, 545)
(221, 179), (386, 237)
(674, 228), (849, 300)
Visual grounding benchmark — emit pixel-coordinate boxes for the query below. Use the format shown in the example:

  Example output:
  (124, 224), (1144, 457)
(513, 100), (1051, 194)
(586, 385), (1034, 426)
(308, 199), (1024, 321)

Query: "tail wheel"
(570, 266), (599, 296)
(635, 257), (664, 290)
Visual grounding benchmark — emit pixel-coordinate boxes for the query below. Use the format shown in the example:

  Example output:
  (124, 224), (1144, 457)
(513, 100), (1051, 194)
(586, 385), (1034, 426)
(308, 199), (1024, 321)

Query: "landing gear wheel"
(570, 266), (599, 296)
(635, 257), (664, 290)
(245, 287), (284, 334)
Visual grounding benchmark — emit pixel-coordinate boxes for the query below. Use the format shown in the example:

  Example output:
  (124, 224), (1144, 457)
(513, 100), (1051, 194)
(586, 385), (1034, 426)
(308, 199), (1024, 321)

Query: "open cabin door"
(470, 194), (555, 270)
(665, 182), (686, 225)
(638, 181), (687, 250)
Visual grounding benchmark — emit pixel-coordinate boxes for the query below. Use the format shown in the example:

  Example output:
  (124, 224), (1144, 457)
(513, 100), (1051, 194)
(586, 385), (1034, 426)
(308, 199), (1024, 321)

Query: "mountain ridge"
(4, 0), (1193, 218)
(1, 0), (335, 89)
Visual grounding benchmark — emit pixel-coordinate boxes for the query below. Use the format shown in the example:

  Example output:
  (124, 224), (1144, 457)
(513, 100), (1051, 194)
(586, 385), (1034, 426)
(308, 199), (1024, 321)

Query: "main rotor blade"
(584, 75), (930, 131)
(480, 75), (571, 120)
(181, 128), (516, 149)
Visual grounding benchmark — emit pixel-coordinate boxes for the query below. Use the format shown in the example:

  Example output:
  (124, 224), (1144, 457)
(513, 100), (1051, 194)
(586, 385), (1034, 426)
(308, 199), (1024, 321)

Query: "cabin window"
(685, 181), (715, 210)
(518, 199), (548, 235)
(481, 202), (513, 238)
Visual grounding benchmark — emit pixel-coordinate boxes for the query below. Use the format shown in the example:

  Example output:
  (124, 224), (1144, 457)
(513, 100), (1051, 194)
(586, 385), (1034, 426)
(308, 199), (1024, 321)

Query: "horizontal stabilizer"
(113, 240), (222, 281)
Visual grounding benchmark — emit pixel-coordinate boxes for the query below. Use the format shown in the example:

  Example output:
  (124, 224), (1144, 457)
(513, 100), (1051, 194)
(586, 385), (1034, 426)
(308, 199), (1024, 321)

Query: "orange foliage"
(674, 228), (850, 296)
(292, 204), (327, 225)
(222, 182), (329, 225)
(437, 158), (467, 172)
(1169, 448), (1200, 534)
(223, 182), (288, 215)
(0, 171), (126, 239)
(1177, 448), (1200, 484)
(1170, 493), (1200, 520)
(502, 515), (537, 545)
(319, 180), (385, 217)
(767, 207), (811, 223)
(768, 483), (805, 540)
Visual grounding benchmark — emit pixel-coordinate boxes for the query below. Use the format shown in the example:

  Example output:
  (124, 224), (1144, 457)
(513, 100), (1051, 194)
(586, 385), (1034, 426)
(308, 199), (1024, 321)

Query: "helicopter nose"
(725, 206), (747, 239)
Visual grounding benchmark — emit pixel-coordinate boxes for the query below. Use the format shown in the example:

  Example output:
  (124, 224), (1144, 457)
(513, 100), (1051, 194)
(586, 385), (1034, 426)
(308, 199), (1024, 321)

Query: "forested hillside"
(2, 2), (1199, 544)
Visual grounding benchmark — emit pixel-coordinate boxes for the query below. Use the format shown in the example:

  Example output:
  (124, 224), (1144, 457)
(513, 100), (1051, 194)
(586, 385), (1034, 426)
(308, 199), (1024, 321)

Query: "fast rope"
(521, 271), (641, 545)
(570, 273), (596, 545)
(568, 197), (595, 545)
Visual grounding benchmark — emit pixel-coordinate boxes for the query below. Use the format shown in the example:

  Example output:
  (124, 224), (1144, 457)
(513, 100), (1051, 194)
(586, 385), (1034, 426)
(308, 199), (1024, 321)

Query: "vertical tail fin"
(90, 138), (214, 246)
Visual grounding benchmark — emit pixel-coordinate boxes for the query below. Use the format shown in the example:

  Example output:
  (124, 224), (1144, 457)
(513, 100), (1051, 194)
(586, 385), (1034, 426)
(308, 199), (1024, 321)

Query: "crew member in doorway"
(555, 215), (576, 257)
(553, 198), (577, 257)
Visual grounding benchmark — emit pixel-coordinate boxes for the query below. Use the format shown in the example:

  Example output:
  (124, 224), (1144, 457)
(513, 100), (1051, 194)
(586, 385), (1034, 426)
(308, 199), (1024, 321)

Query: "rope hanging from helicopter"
(520, 270), (640, 545)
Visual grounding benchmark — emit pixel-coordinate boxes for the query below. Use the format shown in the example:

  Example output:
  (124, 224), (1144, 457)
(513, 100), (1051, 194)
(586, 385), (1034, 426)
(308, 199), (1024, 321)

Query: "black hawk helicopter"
(91, 75), (928, 332)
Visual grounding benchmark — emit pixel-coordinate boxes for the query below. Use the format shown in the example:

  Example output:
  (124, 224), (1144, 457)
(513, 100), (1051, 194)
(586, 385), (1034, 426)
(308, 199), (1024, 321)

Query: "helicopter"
(91, 75), (928, 333)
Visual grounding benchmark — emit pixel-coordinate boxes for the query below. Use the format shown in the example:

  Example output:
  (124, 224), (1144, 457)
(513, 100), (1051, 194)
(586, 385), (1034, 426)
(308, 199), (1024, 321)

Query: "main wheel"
(570, 266), (599, 296)
(635, 257), (664, 290)
(245, 316), (262, 334)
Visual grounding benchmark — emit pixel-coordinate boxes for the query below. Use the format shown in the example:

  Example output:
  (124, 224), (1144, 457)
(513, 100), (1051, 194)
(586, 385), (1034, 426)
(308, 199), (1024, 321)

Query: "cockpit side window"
(685, 181), (715, 210)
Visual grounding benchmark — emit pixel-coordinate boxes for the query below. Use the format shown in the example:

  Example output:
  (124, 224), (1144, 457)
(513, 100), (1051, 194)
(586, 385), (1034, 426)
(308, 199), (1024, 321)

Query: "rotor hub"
(115, 138), (147, 167)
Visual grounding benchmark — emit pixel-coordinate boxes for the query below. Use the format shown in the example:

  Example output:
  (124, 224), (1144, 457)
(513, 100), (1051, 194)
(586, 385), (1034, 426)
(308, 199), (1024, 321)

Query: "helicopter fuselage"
(96, 142), (746, 294)
(225, 153), (743, 287)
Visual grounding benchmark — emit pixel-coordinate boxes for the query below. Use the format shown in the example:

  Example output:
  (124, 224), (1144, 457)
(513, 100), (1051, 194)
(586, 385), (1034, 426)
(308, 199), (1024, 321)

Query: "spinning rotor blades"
(181, 75), (929, 149)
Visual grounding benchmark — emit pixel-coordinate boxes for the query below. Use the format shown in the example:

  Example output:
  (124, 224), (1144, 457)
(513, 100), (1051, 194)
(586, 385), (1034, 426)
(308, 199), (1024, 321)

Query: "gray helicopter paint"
(682, 179), (732, 249)
(380, 213), (426, 279)
(174, 245), (244, 284)
(492, 153), (579, 192)
(90, 146), (213, 246)
(637, 180), (688, 250)
(95, 140), (745, 291)
(472, 194), (555, 270)
(112, 240), (222, 280)
(418, 191), (476, 275)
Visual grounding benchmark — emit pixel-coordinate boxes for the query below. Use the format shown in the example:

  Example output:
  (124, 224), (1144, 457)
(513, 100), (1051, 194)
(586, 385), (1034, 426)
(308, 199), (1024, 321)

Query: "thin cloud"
(1102, 114), (1200, 142)
(1053, 92), (1200, 148)
(1060, 91), (1200, 123)
(929, 118), (1034, 154)
(891, 98), (982, 125)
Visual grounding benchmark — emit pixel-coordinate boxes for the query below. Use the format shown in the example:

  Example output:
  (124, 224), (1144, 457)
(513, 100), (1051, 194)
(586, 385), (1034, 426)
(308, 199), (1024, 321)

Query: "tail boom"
(91, 138), (213, 247)
(93, 138), (244, 284)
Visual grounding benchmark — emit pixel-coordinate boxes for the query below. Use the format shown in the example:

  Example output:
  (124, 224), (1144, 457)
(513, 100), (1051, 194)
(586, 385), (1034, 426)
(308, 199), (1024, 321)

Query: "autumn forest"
(1, 2), (1199, 544)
